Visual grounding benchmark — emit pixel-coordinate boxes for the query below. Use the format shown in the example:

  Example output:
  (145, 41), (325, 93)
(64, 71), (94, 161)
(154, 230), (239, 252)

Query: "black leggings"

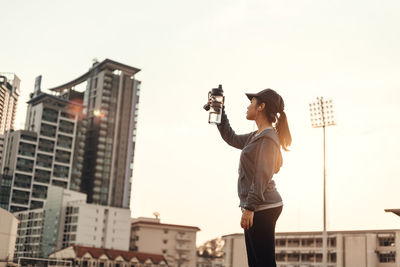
(244, 206), (282, 267)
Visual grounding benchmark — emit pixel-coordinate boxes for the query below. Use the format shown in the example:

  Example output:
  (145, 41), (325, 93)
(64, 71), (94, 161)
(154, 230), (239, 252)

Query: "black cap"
(245, 89), (284, 112)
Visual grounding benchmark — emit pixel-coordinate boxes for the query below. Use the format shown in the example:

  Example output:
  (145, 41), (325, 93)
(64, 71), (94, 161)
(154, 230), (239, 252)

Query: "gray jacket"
(217, 110), (283, 211)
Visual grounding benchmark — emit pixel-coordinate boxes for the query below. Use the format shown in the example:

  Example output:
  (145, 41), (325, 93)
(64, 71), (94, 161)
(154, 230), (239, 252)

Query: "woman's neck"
(255, 118), (272, 134)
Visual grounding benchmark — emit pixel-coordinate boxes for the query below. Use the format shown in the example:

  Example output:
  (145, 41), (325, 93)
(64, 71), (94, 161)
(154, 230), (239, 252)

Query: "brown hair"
(256, 90), (292, 151)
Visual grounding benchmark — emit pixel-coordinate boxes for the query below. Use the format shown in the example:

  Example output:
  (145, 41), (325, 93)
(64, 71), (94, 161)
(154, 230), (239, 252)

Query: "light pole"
(309, 97), (335, 267)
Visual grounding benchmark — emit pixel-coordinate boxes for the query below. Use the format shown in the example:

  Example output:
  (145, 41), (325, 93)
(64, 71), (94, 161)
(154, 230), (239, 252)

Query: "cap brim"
(245, 93), (257, 101)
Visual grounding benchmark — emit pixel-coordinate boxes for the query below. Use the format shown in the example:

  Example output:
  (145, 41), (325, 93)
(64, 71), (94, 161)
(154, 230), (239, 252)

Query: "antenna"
(153, 212), (160, 219)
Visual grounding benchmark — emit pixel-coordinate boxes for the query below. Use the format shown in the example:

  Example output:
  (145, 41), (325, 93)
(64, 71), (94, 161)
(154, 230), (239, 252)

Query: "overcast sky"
(2, 0), (400, 246)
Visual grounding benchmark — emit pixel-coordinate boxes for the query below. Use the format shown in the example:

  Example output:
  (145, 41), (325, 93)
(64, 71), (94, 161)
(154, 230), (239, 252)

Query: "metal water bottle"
(205, 84), (225, 125)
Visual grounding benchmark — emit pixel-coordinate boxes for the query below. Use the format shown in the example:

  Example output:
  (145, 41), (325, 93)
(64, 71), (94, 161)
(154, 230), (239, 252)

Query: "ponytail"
(255, 90), (292, 151)
(275, 111), (292, 151)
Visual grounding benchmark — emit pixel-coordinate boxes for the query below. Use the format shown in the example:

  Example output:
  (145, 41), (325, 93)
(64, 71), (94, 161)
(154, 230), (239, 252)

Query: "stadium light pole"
(309, 97), (335, 267)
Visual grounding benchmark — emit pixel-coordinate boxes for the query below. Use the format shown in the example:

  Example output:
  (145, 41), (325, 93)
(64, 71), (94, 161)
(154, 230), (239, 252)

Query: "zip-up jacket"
(217, 109), (283, 211)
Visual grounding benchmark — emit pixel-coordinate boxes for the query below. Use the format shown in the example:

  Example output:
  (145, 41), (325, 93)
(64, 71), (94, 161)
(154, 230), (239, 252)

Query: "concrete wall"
(73, 203), (130, 250)
(222, 234), (247, 267)
(0, 208), (18, 263)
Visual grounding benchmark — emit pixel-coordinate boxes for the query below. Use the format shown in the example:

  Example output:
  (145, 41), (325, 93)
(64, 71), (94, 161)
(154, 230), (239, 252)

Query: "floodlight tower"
(309, 97), (335, 267)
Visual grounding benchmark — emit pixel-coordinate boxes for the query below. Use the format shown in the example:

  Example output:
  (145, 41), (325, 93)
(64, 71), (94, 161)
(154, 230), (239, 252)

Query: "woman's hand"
(241, 209), (254, 230)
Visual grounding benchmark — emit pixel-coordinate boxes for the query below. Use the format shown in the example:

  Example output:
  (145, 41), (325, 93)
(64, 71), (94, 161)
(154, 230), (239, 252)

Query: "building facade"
(0, 89), (82, 212)
(130, 217), (200, 267)
(221, 234), (246, 267)
(13, 186), (131, 259)
(0, 73), (20, 135)
(49, 59), (141, 208)
(222, 230), (400, 267)
(0, 208), (18, 266)
(61, 199), (131, 251)
(13, 208), (45, 258)
(49, 245), (168, 267)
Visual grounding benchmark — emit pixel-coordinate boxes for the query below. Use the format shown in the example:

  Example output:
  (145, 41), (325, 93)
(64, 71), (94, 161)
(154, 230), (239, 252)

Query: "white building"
(13, 186), (131, 259)
(130, 217), (200, 267)
(222, 230), (400, 267)
(62, 199), (131, 251)
(0, 208), (18, 266)
(221, 234), (247, 267)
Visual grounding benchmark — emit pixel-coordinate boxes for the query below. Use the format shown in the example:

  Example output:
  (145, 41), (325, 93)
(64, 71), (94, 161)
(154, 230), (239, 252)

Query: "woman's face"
(246, 97), (259, 120)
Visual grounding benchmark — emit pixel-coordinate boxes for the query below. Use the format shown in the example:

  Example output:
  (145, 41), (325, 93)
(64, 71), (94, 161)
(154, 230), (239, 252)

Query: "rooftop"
(52, 245), (166, 264)
(131, 217), (200, 231)
(49, 59), (141, 93)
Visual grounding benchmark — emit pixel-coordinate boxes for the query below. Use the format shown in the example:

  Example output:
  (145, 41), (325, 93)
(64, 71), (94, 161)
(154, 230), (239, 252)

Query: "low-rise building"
(0, 208), (18, 266)
(130, 217), (200, 267)
(49, 245), (168, 267)
(13, 186), (131, 259)
(222, 230), (400, 267)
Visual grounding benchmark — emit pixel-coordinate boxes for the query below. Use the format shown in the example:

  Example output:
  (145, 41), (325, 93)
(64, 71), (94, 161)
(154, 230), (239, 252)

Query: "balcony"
(42, 115), (58, 123)
(59, 120), (75, 135)
(176, 233), (191, 241)
(174, 253), (190, 261)
(176, 244), (191, 251)
(34, 169), (51, 184)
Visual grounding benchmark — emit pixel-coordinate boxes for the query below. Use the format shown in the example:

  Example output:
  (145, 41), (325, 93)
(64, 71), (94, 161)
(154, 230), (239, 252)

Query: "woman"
(216, 88), (292, 267)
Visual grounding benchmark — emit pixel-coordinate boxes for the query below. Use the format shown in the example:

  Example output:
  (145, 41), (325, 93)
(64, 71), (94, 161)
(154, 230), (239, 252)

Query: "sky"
(2, 0), (400, 246)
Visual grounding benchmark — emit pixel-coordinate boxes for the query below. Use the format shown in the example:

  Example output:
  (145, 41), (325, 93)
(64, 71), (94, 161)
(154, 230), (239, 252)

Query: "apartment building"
(0, 89), (82, 212)
(13, 208), (45, 258)
(222, 230), (400, 267)
(130, 217), (200, 267)
(13, 186), (131, 259)
(49, 59), (141, 208)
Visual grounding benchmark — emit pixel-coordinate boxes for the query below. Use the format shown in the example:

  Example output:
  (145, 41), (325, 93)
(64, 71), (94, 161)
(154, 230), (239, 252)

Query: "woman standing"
(216, 88), (292, 267)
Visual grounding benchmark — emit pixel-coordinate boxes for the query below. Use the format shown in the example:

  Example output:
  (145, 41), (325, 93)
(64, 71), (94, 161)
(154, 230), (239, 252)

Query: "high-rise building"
(0, 89), (83, 212)
(0, 73), (20, 135)
(49, 59), (141, 208)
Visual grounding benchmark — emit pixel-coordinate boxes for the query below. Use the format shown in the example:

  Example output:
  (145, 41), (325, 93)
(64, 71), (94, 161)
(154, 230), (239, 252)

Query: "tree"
(197, 237), (225, 260)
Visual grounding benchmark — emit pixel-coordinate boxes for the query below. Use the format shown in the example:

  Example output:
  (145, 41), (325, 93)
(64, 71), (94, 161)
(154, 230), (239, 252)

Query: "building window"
(276, 239), (286, 247)
(276, 253), (286, 262)
(379, 236), (395, 247)
(164, 229), (168, 234)
(163, 239), (168, 244)
(329, 237), (336, 247)
(287, 239), (300, 247)
(379, 252), (396, 263)
(329, 252), (337, 263)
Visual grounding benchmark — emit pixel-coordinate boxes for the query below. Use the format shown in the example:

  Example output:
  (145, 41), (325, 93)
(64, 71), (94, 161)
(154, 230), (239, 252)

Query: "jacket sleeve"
(244, 137), (279, 211)
(217, 108), (252, 150)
